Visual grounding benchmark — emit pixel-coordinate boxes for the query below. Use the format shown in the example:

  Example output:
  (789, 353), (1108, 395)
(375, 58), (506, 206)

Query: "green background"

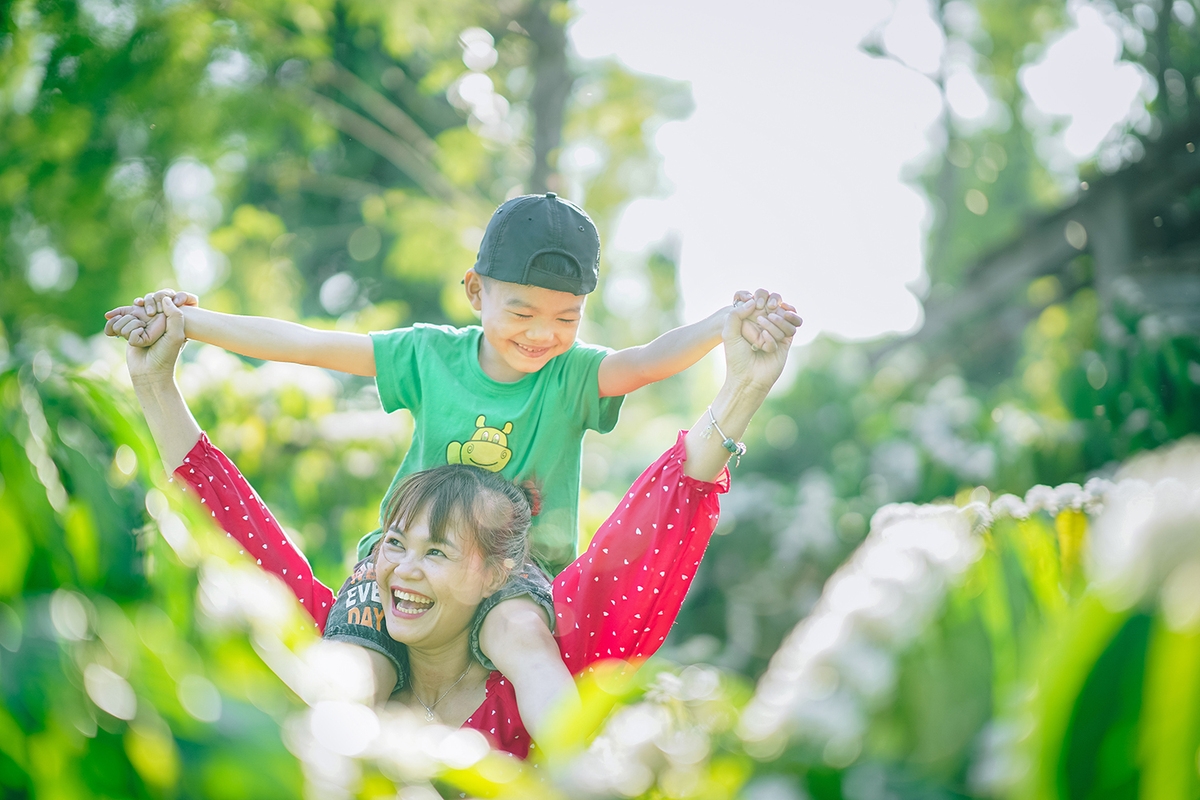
(3, 0), (1200, 797)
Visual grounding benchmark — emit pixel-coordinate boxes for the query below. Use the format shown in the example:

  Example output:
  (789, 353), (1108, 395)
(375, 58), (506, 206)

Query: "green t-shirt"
(358, 324), (624, 573)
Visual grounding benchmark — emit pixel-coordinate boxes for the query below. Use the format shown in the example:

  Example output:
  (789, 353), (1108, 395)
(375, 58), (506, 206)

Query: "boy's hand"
(104, 290), (198, 347)
(104, 304), (159, 347)
(731, 289), (800, 352)
(137, 289), (199, 316)
(125, 296), (188, 382)
(724, 293), (801, 392)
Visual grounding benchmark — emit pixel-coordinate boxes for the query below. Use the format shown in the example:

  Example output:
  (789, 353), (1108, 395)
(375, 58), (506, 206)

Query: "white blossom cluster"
(973, 438), (1200, 794)
(910, 376), (997, 482)
(1083, 439), (1200, 615)
(447, 28), (514, 143)
(177, 344), (338, 402)
(173, 342), (409, 451)
(554, 665), (730, 798)
(196, 555), (485, 799)
(738, 436), (1200, 779)
(988, 475), (1113, 521)
(285, 700), (489, 800)
(738, 501), (985, 765)
(281, 662), (738, 800)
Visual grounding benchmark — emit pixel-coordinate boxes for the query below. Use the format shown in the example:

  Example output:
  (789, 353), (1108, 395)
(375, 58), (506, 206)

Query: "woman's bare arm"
(125, 297), (203, 471)
(682, 296), (798, 482)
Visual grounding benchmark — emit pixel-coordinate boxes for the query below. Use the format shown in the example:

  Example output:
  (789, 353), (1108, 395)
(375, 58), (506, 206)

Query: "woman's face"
(374, 511), (501, 649)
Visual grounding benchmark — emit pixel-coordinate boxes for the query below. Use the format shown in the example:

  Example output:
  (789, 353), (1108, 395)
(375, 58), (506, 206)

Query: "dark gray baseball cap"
(473, 192), (600, 295)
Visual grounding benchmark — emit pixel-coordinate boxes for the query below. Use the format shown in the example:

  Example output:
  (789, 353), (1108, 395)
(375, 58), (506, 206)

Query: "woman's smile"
(390, 586), (435, 618)
(375, 515), (497, 643)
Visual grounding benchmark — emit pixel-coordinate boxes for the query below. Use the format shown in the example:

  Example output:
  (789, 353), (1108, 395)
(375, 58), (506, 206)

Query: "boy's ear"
(463, 269), (484, 312)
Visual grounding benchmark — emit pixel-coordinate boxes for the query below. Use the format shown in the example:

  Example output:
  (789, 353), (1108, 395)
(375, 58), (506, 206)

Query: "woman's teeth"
(392, 589), (433, 612)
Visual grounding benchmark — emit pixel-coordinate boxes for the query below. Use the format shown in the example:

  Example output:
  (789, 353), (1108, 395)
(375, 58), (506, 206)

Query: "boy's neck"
(477, 336), (528, 383)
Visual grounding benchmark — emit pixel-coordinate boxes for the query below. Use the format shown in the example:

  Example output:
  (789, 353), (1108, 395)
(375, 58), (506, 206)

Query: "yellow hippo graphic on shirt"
(446, 415), (514, 472)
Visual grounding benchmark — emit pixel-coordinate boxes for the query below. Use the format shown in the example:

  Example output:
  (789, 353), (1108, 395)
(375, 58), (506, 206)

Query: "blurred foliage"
(0, 0), (690, 331)
(911, 0), (1200, 292)
(0, 355), (312, 798)
(0, 0), (694, 581)
(676, 276), (1200, 683)
(919, 0), (1072, 290)
(674, 0), (1200, 690)
(4, 0), (1200, 798)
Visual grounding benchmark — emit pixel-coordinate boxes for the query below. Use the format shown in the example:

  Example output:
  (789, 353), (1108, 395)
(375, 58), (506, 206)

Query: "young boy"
(108, 191), (798, 737)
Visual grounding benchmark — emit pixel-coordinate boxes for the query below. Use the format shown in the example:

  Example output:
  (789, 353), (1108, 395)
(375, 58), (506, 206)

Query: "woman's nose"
(391, 551), (423, 578)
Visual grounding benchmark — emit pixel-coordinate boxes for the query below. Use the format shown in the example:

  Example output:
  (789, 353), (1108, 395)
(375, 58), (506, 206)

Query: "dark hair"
(376, 464), (537, 574)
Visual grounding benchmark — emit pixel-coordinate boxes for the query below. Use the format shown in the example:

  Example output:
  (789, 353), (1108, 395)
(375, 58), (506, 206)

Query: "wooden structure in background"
(911, 126), (1200, 367)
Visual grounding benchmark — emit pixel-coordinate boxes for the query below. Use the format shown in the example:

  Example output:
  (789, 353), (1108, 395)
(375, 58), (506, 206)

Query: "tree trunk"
(518, 1), (574, 193)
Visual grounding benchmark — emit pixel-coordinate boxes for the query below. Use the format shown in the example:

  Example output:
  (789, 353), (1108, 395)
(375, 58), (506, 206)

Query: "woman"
(128, 295), (796, 757)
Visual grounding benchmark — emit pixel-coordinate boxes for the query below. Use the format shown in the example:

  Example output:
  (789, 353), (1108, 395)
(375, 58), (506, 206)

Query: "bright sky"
(569, 0), (1151, 343)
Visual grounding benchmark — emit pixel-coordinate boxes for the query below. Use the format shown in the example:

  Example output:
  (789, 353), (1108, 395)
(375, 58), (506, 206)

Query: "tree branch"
(299, 87), (462, 204)
(314, 60), (440, 160)
(293, 171), (384, 200)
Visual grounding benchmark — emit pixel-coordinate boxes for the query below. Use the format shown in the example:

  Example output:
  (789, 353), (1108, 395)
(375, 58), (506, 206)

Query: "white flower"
(1023, 485), (1056, 514)
(990, 493), (1030, 520)
(1051, 483), (1085, 512)
(740, 509), (980, 750)
(1087, 441), (1200, 609)
(1082, 477), (1115, 514)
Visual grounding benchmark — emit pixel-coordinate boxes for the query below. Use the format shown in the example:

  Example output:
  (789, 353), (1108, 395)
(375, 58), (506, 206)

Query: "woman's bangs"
(383, 467), (479, 547)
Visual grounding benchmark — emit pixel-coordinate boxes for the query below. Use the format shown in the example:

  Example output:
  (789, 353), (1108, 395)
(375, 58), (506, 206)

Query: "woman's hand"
(682, 290), (800, 481)
(126, 296), (187, 385)
(122, 296), (203, 471)
(106, 289), (198, 348)
(723, 290), (801, 394)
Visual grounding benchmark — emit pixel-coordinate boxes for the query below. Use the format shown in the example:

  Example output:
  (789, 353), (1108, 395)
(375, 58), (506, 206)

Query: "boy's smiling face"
(465, 270), (585, 382)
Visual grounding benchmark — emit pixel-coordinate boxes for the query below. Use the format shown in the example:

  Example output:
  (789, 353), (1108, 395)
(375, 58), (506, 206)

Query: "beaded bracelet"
(702, 406), (747, 467)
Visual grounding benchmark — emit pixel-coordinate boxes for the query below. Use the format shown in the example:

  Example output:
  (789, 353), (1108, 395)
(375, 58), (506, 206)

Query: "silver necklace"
(412, 663), (473, 722)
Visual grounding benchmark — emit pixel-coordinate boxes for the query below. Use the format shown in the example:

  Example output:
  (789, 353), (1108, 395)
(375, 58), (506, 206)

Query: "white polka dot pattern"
(552, 431), (726, 675)
(176, 430), (728, 760)
(174, 433), (335, 630)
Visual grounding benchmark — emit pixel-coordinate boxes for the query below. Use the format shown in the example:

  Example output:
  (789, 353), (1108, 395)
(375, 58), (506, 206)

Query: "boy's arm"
(107, 300), (377, 377)
(181, 307), (376, 377)
(597, 307), (727, 397)
(596, 289), (801, 397)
